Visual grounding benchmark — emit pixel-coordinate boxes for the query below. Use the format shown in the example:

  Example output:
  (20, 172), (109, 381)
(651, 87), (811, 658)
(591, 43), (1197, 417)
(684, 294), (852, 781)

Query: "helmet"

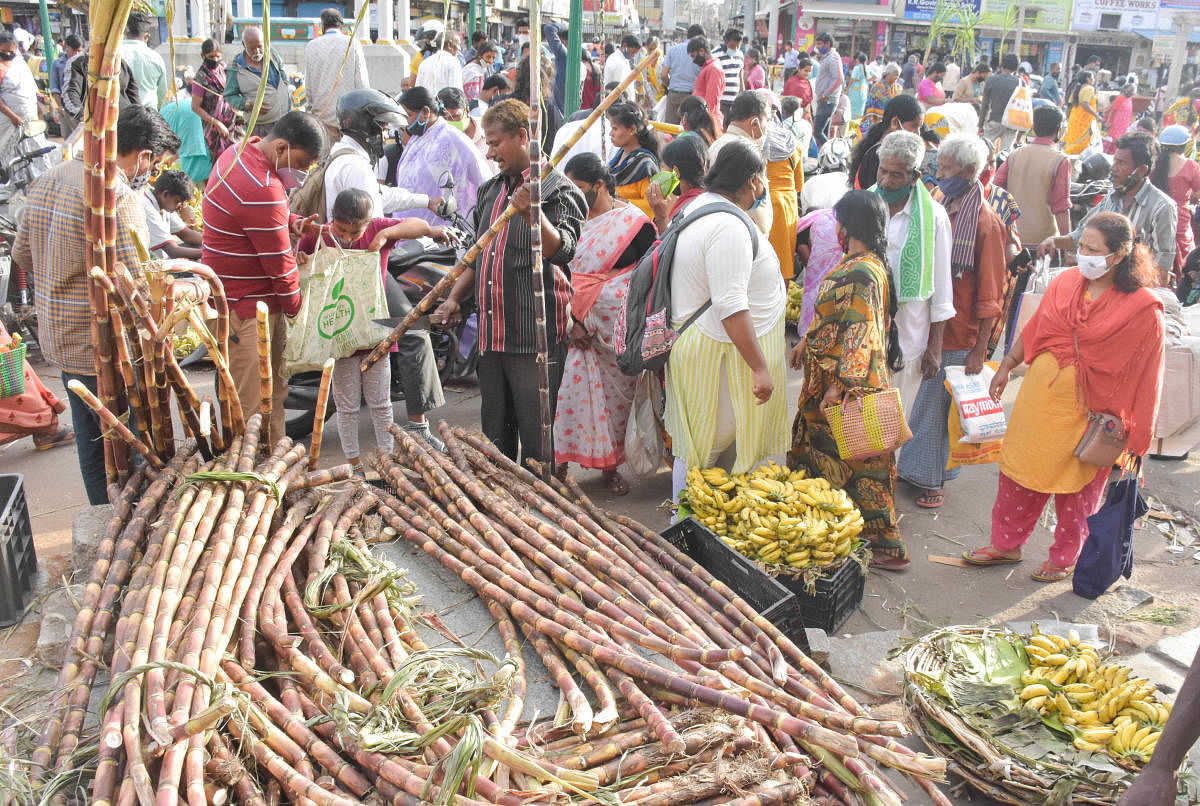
(1160, 124), (1191, 147)
(1078, 151), (1112, 183)
(1019, 61), (1033, 74)
(337, 88), (408, 165)
(415, 19), (445, 50)
(817, 137), (851, 174)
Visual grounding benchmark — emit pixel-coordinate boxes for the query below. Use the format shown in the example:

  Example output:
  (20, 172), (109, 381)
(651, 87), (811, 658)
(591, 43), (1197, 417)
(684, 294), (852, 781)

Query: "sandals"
(33, 426), (74, 451)
(870, 553), (910, 571)
(603, 470), (630, 496)
(962, 547), (1023, 566)
(1031, 562), (1073, 583)
(917, 488), (945, 509)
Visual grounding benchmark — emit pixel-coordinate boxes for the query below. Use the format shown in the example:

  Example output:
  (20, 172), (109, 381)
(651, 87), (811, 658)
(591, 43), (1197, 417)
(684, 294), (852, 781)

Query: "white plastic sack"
(945, 365), (1007, 443)
(625, 370), (666, 477)
(282, 238), (390, 377)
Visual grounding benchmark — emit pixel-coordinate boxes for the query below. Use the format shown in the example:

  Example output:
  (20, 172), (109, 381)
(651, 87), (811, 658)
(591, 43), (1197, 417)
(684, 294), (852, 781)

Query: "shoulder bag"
(1072, 333), (1129, 468)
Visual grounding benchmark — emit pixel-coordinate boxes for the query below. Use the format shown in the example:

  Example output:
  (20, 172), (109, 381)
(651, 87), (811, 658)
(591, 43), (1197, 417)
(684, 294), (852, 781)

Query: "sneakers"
(404, 421), (446, 453)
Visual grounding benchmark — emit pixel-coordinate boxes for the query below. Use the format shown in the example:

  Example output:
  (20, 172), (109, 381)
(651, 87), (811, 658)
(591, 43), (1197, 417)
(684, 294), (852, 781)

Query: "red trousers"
(990, 470), (1110, 568)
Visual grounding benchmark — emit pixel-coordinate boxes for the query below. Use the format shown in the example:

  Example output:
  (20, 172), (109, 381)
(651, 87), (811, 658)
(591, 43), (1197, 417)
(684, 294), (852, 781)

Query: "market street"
(4, 349), (1199, 805)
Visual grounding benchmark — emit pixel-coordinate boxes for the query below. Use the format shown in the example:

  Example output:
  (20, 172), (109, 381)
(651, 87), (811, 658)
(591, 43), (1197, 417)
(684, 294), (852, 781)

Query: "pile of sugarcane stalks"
(366, 423), (953, 806)
(23, 417), (949, 805)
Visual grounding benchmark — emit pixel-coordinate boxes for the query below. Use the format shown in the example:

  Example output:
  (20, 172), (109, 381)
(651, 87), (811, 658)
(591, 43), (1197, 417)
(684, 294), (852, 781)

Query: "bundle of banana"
(683, 462), (864, 570)
(1018, 628), (1171, 764)
(785, 281), (803, 324)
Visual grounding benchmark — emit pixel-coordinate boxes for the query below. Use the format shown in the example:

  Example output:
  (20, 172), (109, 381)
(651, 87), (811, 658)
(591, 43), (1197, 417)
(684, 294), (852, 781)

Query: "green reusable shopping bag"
(282, 236), (391, 377)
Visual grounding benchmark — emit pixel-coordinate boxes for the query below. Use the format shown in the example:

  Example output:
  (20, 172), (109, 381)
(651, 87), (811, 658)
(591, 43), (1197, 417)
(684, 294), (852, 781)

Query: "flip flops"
(962, 546), (1022, 566)
(1031, 562), (1073, 583)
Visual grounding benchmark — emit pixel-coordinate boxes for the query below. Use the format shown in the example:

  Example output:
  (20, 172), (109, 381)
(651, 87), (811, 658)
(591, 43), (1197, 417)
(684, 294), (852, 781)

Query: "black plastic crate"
(774, 555), (866, 635)
(662, 517), (809, 652)
(0, 474), (36, 627)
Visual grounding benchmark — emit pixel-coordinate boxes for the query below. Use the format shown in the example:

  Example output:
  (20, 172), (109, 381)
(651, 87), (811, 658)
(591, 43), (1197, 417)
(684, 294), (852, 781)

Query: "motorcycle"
(0, 131), (57, 349)
(282, 172), (477, 439)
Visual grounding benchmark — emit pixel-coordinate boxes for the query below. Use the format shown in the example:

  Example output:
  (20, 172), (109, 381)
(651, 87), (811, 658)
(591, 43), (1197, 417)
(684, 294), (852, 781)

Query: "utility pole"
(566, 0), (582, 114)
(38, 0), (55, 61)
(1013, 0), (1026, 56)
(743, 0), (754, 46)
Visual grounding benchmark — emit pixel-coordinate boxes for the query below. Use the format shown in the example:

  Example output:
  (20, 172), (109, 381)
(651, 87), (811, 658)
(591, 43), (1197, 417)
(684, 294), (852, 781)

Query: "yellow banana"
(1041, 653), (1070, 667)
(1021, 684), (1051, 700)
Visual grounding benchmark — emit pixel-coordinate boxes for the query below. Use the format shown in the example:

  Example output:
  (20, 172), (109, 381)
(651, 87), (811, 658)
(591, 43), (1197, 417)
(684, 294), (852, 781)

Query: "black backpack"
(615, 201), (759, 376)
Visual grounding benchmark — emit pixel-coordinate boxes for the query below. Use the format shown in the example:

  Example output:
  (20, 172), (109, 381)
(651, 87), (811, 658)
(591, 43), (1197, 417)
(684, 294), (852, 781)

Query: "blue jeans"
(61, 371), (108, 505)
(813, 100), (835, 146)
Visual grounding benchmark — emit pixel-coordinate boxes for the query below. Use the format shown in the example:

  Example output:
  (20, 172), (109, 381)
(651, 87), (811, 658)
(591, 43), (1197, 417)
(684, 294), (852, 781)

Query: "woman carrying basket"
(0, 323), (72, 451)
(787, 190), (908, 570)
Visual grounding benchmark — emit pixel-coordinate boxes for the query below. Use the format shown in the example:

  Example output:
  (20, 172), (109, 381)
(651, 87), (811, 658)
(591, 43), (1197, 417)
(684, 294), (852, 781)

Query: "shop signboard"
(1160, 0), (1200, 9)
(981, 0), (1071, 30)
(902, 0), (981, 21)
(1071, 0), (1159, 31)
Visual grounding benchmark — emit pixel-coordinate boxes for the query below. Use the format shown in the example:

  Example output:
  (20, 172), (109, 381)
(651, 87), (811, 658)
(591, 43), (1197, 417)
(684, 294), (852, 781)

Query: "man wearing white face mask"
(12, 104), (179, 505)
(708, 91), (774, 234)
(1038, 131), (1177, 286)
(202, 111), (327, 442)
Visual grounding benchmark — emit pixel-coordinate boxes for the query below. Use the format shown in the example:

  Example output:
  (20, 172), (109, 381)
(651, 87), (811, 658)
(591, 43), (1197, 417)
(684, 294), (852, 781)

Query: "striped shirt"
(202, 138), (302, 319)
(473, 164), (586, 354)
(12, 160), (149, 375)
(714, 45), (744, 104)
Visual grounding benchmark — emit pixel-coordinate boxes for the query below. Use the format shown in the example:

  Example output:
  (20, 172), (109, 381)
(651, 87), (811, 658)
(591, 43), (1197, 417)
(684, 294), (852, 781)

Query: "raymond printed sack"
(944, 364), (1007, 443)
(1002, 83), (1034, 131)
(281, 238), (390, 377)
(945, 403), (1002, 468)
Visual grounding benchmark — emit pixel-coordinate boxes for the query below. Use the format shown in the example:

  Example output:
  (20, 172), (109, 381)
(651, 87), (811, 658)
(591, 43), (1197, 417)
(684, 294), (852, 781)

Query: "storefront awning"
(1134, 28), (1200, 43)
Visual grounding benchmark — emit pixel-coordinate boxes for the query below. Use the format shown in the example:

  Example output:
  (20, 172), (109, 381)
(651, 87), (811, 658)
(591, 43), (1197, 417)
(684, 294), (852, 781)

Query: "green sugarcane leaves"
(178, 470), (283, 505)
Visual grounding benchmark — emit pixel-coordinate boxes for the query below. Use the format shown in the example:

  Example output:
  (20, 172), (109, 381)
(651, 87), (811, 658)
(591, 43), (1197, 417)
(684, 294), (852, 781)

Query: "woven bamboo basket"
(903, 625), (1131, 806)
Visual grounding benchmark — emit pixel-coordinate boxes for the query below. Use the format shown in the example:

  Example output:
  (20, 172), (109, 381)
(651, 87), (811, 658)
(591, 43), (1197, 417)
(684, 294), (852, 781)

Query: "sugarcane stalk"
(309, 357), (335, 469)
(526, 0), (551, 475)
(256, 301), (273, 446)
(66, 380), (165, 470)
(360, 50), (661, 372)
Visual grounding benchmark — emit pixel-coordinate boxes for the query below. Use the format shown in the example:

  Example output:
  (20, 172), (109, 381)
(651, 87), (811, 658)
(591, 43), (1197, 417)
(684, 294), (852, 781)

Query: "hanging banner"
(981, 0), (1071, 30)
(1071, 0), (1158, 31)
(902, 0), (981, 22)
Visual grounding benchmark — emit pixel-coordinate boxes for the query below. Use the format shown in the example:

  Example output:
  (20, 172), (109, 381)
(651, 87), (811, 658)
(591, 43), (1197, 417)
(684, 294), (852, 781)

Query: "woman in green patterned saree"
(787, 189), (910, 571)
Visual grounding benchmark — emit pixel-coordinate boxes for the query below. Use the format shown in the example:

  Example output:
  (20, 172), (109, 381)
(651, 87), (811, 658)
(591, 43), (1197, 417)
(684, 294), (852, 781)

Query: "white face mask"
(1077, 252), (1112, 280)
(517, 33), (529, 48)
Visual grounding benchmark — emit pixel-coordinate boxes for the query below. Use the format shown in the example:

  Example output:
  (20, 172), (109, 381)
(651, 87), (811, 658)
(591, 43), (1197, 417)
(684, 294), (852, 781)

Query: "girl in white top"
(665, 139), (789, 498)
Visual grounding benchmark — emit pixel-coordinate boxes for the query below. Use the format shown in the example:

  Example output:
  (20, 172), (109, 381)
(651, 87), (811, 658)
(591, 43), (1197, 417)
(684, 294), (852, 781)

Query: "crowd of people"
(3, 14), (1196, 573)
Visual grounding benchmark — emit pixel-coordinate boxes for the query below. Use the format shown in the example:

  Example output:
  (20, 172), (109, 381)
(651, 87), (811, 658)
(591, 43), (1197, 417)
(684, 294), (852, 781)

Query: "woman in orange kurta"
(0, 322), (72, 450)
(762, 91), (805, 281)
(963, 212), (1165, 582)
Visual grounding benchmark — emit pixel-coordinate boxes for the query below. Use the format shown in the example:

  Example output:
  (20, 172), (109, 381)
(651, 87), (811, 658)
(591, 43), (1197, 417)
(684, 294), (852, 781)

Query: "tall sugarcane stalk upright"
(84, 0), (138, 490)
(527, 0), (552, 477)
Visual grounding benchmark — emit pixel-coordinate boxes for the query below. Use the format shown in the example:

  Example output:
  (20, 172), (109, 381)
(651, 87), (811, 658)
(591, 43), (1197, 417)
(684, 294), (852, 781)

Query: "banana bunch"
(173, 328), (203, 359)
(1017, 628), (1172, 763)
(684, 463), (863, 570)
(785, 281), (803, 324)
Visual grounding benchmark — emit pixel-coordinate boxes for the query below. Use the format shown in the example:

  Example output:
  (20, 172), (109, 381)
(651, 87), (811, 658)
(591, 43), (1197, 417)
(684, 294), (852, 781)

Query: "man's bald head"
(242, 26), (264, 64)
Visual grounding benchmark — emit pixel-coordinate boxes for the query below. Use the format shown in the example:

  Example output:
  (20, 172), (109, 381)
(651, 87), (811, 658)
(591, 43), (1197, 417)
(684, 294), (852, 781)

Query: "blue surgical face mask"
(407, 109), (433, 136)
(749, 185), (768, 210)
(938, 173), (971, 200)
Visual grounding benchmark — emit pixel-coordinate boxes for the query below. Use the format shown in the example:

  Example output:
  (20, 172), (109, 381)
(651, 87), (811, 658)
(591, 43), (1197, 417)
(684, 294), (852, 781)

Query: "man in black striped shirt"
(433, 99), (586, 463)
(713, 29), (745, 123)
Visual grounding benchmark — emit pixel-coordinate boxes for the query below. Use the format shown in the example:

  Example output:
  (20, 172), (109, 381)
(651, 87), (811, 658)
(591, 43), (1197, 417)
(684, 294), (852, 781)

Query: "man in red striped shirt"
(202, 111), (326, 441)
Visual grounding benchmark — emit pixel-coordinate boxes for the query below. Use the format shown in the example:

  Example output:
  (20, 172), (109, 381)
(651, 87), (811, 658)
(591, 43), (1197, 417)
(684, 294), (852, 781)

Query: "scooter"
(282, 172), (477, 439)
(0, 134), (57, 349)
